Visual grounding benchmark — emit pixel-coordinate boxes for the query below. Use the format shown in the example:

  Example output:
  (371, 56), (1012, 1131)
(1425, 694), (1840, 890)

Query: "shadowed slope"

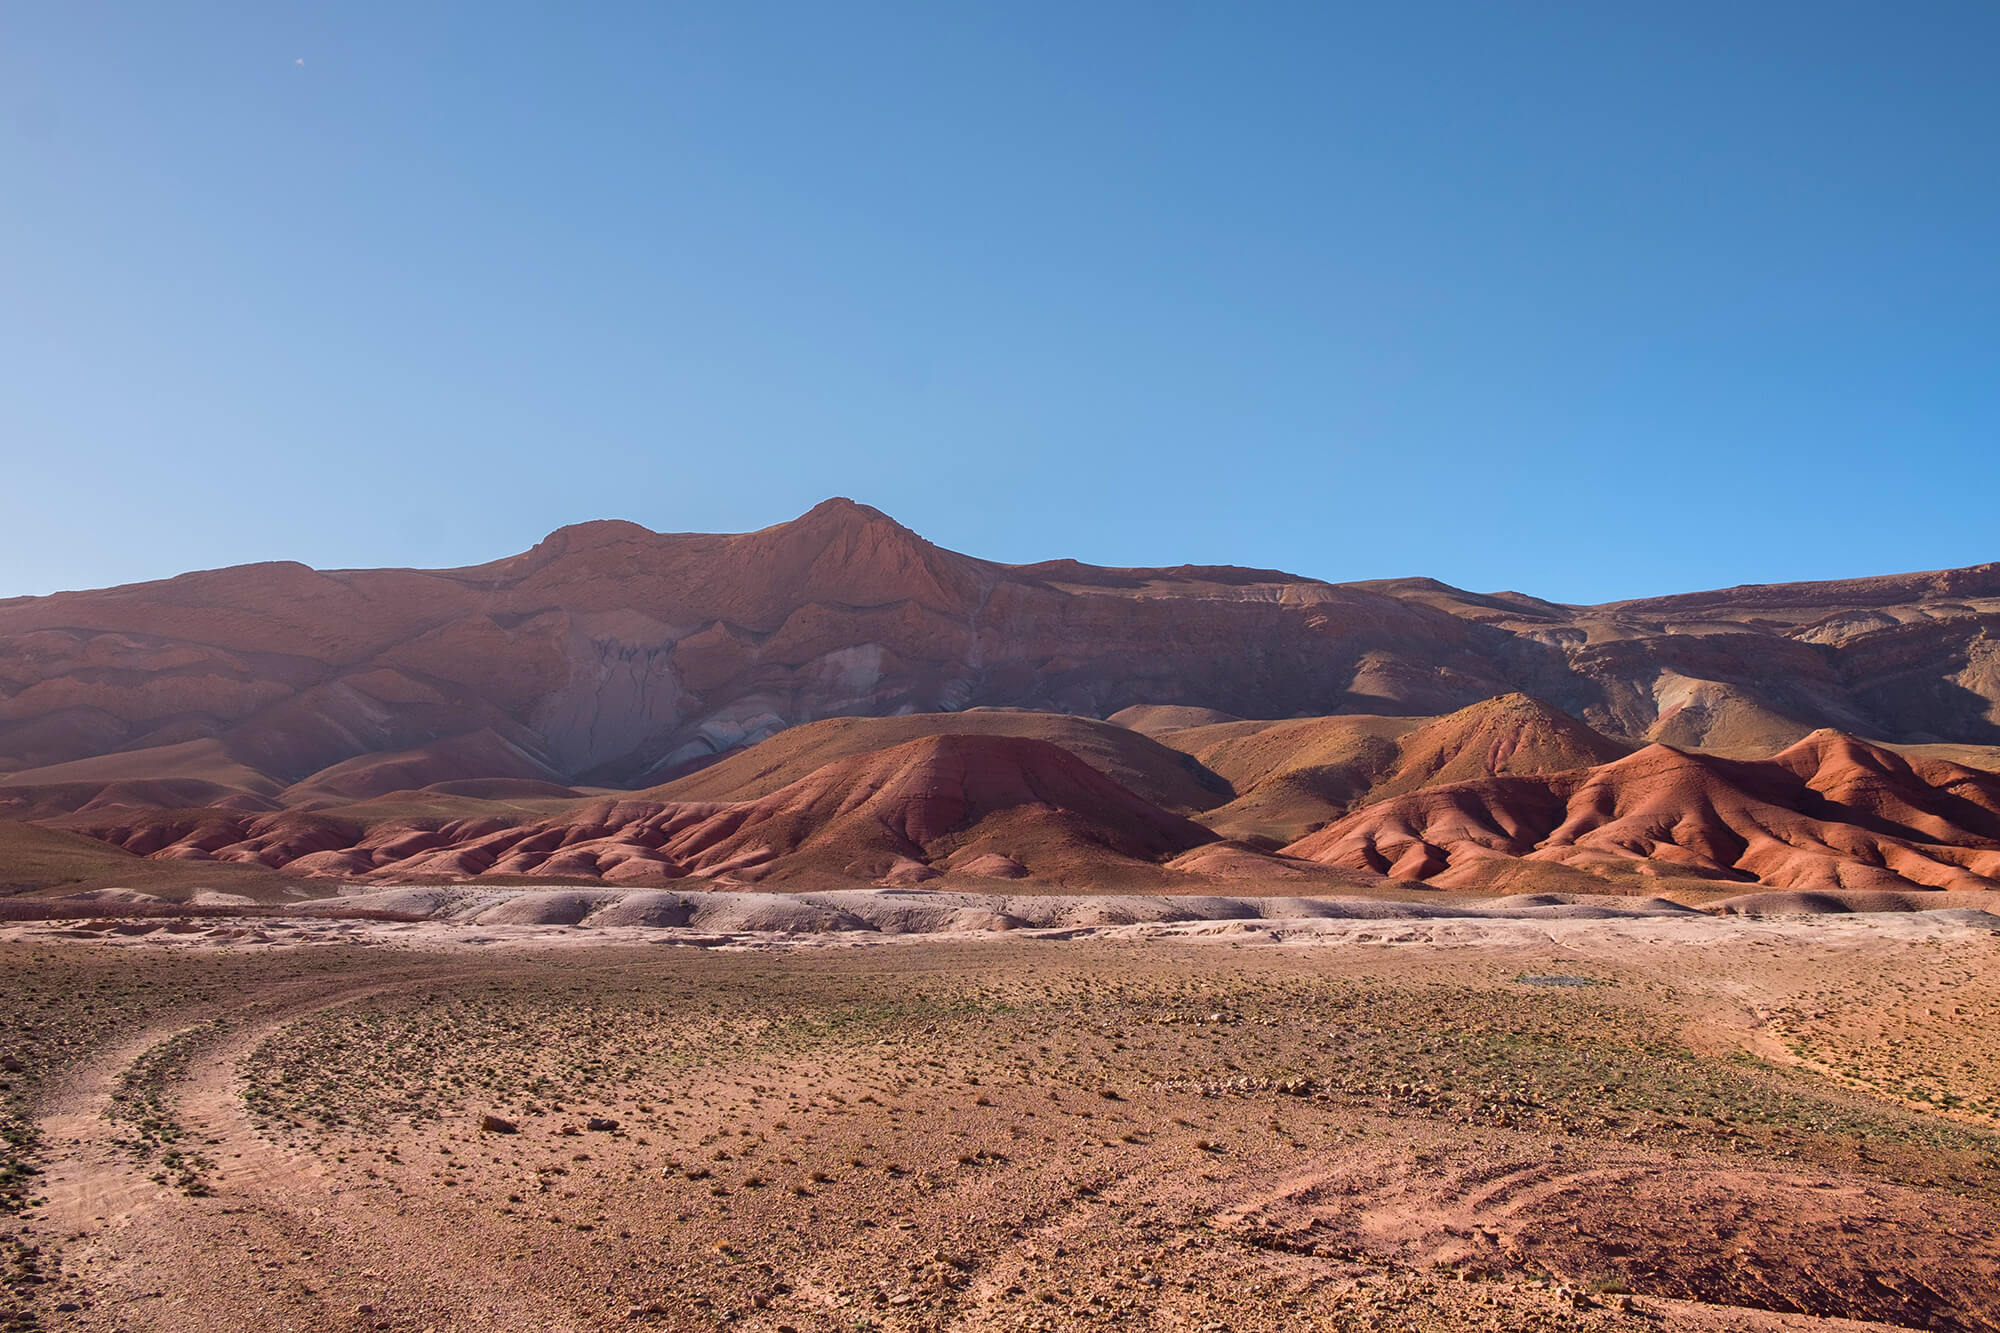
(1164, 715), (1416, 845)
(278, 730), (571, 807)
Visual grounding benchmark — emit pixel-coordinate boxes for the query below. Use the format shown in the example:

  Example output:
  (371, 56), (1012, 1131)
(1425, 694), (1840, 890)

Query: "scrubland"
(1, 914), (1998, 1332)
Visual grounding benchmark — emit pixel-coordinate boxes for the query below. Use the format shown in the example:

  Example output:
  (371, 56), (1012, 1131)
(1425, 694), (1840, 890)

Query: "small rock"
(478, 1114), (518, 1135)
(586, 1117), (620, 1132)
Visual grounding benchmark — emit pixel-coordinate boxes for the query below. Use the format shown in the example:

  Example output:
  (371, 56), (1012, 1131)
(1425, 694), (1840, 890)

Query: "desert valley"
(16, 1), (2000, 1327)
(0, 506), (1998, 1331)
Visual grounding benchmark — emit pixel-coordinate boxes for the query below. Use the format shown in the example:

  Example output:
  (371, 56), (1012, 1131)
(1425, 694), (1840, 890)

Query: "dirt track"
(4, 910), (2000, 1332)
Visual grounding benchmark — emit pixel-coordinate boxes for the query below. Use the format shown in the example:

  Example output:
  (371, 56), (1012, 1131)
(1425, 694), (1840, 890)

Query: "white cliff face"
(528, 615), (690, 778)
(810, 644), (887, 706)
(536, 636), (911, 782)
(1960, 633), (2000, 729)
(643, 699), (789, 778)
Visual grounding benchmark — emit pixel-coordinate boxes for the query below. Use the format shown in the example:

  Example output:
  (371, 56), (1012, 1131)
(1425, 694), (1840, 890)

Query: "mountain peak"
(768, 497), (925, 545)
(538, 518), (658, 549)
(795, 496), (891, 526)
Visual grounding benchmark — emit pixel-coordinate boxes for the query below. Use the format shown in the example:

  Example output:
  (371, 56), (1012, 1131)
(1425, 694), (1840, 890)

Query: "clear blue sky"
(4, 3), (1996, 603)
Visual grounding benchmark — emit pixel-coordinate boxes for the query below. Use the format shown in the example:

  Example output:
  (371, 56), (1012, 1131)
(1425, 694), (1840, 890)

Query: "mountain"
(4, 499), (1998, 810)
(52, 731), (1368, 895)
(3, 500), (2000, 904)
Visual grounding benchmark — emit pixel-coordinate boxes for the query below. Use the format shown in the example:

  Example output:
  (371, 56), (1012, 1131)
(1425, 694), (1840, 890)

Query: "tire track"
(29, 962), (590, 1331)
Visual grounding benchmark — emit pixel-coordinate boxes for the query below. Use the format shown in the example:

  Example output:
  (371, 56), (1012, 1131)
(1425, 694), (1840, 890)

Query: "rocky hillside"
(4, 501), (2000, 906)
(1284, 731), (2000, 897)
(3, 499), (1997, 810)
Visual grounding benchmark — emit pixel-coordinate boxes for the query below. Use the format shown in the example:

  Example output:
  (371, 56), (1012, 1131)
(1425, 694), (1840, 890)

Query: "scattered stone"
(586, 1117), (620, 1132)
(478, 1114), (518, 1135)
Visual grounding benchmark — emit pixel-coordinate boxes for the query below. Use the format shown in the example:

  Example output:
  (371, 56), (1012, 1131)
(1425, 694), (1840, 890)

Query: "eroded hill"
(3, 499), (1997, 805)
(3, 502), (1999, 903)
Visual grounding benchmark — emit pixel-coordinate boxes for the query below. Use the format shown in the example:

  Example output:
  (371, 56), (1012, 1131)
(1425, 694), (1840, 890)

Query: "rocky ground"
(2, 909), (1998, 1332)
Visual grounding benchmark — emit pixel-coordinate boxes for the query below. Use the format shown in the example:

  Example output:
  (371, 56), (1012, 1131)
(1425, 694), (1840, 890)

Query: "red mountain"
(3, 500), (1999, 903)
(1284, 731), (2000, 896)
(61, 733), (1255, 893)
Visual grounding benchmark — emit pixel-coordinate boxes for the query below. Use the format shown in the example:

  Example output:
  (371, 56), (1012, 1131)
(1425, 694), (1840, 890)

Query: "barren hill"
(1284, 730), (2000, 896)
(3, 500), (1999, 901)
(5, 499), (1997, 809)
(1140, 695), (1632, 845)
(53, 733), (1318, 894)
(640, 709), (1230, 814)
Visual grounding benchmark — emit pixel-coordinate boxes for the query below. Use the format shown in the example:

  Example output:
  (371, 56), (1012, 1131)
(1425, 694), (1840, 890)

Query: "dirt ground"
(3, 909), (1999, 1332)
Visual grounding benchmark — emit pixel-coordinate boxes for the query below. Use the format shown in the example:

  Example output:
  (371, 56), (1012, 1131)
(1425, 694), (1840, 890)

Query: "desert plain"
(3, 899), (1999, 1333)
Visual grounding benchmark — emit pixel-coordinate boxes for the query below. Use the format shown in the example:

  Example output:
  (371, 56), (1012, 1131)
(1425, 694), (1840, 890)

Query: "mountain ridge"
(2, 502), (1998, 898)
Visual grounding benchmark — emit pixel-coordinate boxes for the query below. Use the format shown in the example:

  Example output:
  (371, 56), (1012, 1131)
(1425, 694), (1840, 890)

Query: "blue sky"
(3, 2), (1995, 602)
